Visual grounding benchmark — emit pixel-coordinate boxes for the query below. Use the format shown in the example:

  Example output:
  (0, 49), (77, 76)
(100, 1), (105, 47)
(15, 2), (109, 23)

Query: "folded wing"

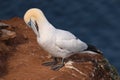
(55, 29), (88, 53)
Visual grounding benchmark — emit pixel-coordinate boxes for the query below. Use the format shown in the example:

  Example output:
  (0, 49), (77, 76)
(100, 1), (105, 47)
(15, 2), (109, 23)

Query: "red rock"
(0, 17), (119, 80)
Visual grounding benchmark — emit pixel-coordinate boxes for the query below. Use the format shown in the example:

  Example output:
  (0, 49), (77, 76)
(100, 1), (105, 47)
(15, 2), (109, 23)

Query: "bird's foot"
(42, 61), (57, 66)
(51, 64), (64, 71)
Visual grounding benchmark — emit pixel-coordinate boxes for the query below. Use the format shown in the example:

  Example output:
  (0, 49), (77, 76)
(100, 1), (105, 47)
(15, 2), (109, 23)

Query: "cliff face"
(0, 17), (119, 80)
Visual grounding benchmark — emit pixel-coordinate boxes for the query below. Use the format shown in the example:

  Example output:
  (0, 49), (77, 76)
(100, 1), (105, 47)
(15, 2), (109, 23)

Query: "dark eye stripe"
(35, 21), (39, 31)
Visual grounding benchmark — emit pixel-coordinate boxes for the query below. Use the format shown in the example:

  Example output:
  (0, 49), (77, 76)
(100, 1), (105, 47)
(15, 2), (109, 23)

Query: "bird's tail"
(84, 44), (103, 55)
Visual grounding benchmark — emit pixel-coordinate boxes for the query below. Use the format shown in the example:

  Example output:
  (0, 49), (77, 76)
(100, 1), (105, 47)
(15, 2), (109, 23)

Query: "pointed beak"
(27, 19), (39, 31)
(28, 19), (33, 28)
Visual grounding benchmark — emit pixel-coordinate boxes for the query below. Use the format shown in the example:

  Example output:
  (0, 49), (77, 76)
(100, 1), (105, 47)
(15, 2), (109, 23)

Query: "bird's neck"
(33, 13), (56, 37)
(37, 19), (55, 30)
(36, 19), (55, 38)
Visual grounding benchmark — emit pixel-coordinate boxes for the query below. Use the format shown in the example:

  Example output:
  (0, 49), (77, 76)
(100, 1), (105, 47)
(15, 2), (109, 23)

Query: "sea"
(0, 0), (120, 74)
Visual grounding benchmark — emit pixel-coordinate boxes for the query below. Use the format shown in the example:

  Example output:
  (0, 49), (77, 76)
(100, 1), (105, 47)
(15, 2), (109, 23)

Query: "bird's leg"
(42, 57), (58, 66)
(51, 58), (65, 71)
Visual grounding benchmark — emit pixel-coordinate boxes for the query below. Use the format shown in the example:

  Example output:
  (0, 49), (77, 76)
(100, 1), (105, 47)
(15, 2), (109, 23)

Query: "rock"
(0, 22), (16, 77)
(0, 17), (119, 80)
(0, 42), (9, 77)
(0, 22), (9, 29)
(0, 29), (16, 40)
(0, 22), (16, 40)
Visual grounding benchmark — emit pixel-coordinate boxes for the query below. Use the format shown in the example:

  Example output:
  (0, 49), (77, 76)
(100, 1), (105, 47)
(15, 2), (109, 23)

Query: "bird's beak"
(27, 19), (39, 31)
(27, 19), (39, 37)
(27, 19), (33, 28)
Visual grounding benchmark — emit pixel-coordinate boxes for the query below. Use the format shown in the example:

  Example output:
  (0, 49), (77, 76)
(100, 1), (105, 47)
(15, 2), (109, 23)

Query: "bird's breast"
(37, 36), (55, 49)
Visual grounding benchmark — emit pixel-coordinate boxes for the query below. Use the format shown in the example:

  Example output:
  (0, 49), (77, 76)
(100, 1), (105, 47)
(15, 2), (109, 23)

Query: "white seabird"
(24, 8), (102, 70)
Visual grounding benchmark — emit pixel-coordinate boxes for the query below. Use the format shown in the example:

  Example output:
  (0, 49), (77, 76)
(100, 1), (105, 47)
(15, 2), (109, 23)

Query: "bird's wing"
(55, 29), (87, 52)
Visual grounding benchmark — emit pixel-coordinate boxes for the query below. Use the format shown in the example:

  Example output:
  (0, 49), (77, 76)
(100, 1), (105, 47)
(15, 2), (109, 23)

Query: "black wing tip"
(85, 44), (103, 55)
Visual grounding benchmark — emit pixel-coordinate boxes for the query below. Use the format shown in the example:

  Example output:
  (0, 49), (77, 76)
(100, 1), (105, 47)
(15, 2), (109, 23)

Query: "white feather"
(24, 8), (89, 58)
(55, 29), (88, 52)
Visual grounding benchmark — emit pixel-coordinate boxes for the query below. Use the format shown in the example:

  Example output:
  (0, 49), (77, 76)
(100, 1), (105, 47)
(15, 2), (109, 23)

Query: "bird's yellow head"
(24, 8), (47, 37)
(24, 8), (46, 26)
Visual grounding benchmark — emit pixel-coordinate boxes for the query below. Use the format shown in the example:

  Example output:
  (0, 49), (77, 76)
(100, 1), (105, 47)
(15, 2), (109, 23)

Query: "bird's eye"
(35, 21), (39, 31)
(28, 19), (32, 27)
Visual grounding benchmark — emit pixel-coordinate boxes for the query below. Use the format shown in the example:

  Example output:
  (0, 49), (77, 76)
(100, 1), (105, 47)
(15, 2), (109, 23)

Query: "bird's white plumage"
(24, 8), (88, 58)
(55, 29), (87, 52)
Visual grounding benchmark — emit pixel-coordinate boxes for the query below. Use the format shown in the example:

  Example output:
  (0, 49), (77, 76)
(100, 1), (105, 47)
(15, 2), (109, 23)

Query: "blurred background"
(0, 0), (120, 73)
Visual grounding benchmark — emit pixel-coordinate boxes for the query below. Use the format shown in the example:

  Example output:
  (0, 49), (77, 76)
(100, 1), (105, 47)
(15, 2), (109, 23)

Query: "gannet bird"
(24, 8), (102, 70)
